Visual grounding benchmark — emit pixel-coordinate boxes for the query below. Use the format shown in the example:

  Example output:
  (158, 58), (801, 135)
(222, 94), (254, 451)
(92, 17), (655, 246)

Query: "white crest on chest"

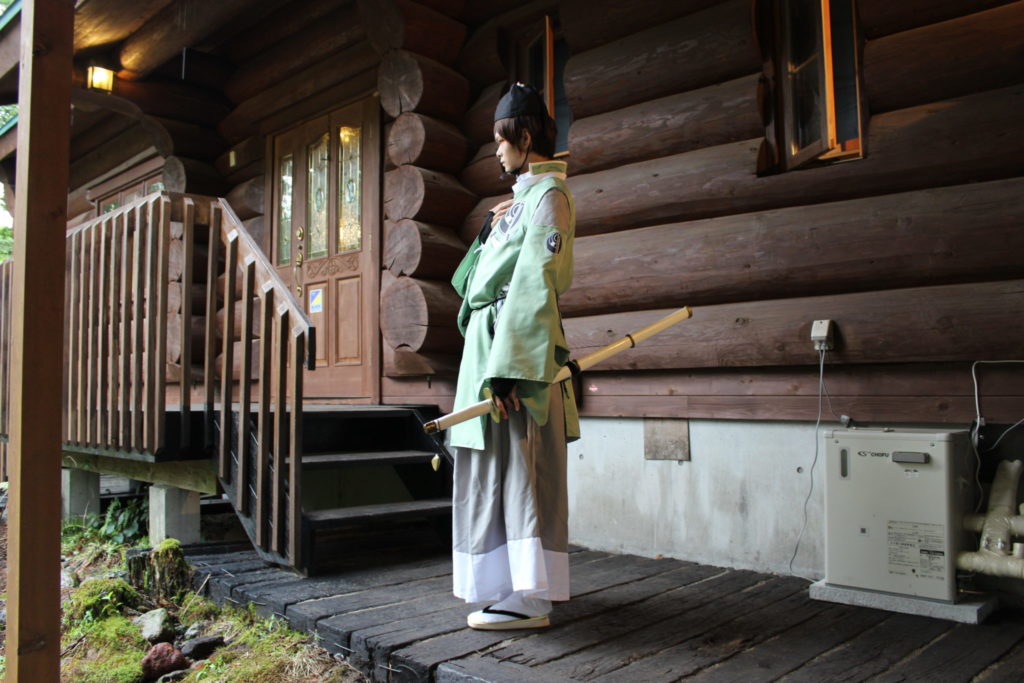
(489, 201), (525, 245)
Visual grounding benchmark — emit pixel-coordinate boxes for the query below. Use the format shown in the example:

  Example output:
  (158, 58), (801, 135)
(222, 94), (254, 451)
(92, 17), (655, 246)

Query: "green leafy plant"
(100, 496), (149, 544)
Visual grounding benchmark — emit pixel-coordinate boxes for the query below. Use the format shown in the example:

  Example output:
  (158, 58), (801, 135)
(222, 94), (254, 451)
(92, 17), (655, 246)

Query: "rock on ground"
(142, 642), (190, 680)
(134, 607), (175, 643)
(179, 634), (224, 661)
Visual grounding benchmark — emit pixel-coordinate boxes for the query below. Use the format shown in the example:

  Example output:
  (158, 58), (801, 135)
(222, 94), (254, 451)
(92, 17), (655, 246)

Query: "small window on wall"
(518, 15), (572, 156)
(754, 0), (864, 174)
(96, 173), (164, 215)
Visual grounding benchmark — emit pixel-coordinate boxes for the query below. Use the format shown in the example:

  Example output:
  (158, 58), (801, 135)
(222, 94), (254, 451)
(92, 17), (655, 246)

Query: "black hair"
(494, 113), (557, 159)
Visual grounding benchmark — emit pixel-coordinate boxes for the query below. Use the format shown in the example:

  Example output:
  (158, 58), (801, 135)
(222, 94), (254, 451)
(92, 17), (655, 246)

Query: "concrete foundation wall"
(567, 418), (827, 578)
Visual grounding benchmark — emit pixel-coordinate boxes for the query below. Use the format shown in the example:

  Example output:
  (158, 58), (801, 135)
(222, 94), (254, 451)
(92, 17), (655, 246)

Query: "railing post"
(288, 327), (304, 567)
(153, 197), (170, 452)
(237, 257), (256, 513)
(131, 203), (147, 450)
(204, 204), (221, 452)
(219, 232), (239, 480)
(180, 197), (195, 449)
(255, 285), (275, 549)
(272, 306), (289, 555)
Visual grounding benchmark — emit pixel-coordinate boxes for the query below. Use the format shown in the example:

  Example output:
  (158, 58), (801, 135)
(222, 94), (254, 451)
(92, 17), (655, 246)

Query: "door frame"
(265, 93), (382, 403)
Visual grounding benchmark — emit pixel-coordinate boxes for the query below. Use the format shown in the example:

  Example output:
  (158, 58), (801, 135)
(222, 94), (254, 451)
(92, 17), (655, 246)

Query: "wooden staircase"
(221, 404), (453, 574)
(20, 191), (455, 575)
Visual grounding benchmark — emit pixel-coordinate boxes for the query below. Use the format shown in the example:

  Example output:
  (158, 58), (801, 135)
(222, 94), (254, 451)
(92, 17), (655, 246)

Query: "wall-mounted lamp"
(86, 66), (114, 93)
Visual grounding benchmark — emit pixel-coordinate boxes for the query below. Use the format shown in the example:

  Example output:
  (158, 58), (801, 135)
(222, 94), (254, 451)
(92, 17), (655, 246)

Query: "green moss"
(154, 537), (182, 553)
(129, 537), (192, 602)
(64, 649), (144, 683)
(66, 578), (141, 622)
(61, 617), (147, 683)
(179, 591), (220, 626)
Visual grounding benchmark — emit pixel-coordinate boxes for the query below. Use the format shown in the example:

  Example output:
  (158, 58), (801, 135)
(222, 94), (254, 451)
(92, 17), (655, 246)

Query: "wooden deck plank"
(974, 636), (1024, 683)
(544, 576), (809, 680)
(776, 612), (952, 683)
(316, 589), (465, 657)
(183, 546), (1024, 683)
(484, 569), (762, 668)
(867, 614), (1024, 683)
(389, 560), (719, 683)
(240, 554), (453, 618)
(594, 583), (836, 682)
(287, 575), (453, 633)
(208, 568), (291, 604)
(686, 603), (892, 682)
(436, 655), (568, 683)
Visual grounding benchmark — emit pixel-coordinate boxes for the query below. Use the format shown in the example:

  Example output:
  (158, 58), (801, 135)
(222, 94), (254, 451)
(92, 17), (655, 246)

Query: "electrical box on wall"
(821, 427), (973, 602)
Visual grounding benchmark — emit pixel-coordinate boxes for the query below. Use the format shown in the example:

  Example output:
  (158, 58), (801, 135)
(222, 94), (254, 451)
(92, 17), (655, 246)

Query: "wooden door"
(270, 97), (381, 400)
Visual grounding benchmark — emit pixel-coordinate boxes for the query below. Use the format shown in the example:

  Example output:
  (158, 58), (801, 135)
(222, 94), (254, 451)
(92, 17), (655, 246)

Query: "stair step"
(305, 498), (452, 529)
(301, 405), (415, 418)
(301, 450), (437, 468)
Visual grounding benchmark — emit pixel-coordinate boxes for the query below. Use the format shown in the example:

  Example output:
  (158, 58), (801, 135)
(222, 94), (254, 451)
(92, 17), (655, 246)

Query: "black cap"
(494, 82), (548, 121)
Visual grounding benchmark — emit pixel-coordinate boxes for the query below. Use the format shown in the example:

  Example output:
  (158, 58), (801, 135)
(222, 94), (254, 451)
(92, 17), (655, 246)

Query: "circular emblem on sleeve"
(545, 231), (562, 254)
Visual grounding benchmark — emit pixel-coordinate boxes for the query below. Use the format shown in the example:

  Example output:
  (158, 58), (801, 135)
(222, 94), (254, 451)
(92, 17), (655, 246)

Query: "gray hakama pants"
(452, 387), (570, 603)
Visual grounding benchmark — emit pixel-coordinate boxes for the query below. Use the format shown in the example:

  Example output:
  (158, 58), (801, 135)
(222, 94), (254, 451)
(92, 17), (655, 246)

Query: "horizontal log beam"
(568, 73), (760, 175)
(117, 0), (253, 80)
(219, 41), (378, 143)
(578, 364), (1024, 423)
(857, 0), (1015, 38)
(461, 81), (503, 147)
(564, 280), (1024, 371)
(378, 49), (470, 122)
(384, 164), (477, 224)
(61, 452), (217, 494)
(384, 218), (466, 279)
(68, 124), (156, 191)
(220, 0), (341, 63)
(359, 0), (467, 65)
(579, 393), (1023, 425)
(383, 344), (460, 377)
(150, 116), (226, 162)
(387, 112), (472, 173)
(459, 142), (513, 197)
(560, 0), (718, 53)
(564, 0), (759, 119)
(74, 0), (173, 52)
(569, 84), (1024, 236)
(162, 157), (228, 197)
(380, 275), (462, 353)
(225, 3), (365, 104)
(863, 1), (1024, 114)
(226, 175), (265, 221)
(562, 177), (1024, 316)
(113, 79), (232, 128)
(456, 23), (506, 84)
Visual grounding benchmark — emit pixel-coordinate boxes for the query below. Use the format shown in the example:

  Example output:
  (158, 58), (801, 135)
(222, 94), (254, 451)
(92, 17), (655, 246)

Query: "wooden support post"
(7, 0), (73, 680)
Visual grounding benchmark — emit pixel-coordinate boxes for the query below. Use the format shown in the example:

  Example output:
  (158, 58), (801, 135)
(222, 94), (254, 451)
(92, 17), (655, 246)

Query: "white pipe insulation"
(957, 459), (1024, 578)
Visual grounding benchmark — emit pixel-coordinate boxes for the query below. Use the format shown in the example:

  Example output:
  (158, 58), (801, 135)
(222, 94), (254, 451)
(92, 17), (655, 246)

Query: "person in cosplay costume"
(449, 82), (580, 630)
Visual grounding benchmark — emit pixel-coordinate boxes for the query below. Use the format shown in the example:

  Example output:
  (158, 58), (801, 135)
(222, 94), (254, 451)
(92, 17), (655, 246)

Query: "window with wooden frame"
(88, 157), (165, 216)
(754, 0), (864, 174)
(514, 14), (572, 156)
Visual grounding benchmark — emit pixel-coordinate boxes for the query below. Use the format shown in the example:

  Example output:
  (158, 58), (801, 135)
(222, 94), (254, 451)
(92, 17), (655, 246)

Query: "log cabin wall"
(385, 0), (1024, 430)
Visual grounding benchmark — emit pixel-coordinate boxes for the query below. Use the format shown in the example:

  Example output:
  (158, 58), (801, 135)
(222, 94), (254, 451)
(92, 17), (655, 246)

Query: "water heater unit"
(822, 427), (972, 602)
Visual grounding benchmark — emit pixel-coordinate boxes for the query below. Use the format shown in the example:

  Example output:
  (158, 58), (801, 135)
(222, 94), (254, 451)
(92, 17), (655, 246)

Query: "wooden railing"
(210, 197), (315, 565)
(65, 194), (172, 454)
(52, 191), (314, 565)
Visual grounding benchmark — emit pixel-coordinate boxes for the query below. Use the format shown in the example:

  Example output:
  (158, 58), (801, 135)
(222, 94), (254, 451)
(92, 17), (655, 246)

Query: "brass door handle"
(295, 250), (304, 266)
(296, 225), (304, 241)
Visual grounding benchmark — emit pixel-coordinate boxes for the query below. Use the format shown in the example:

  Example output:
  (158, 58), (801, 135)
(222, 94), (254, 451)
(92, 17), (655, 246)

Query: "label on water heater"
(887, 520), (945, 581)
